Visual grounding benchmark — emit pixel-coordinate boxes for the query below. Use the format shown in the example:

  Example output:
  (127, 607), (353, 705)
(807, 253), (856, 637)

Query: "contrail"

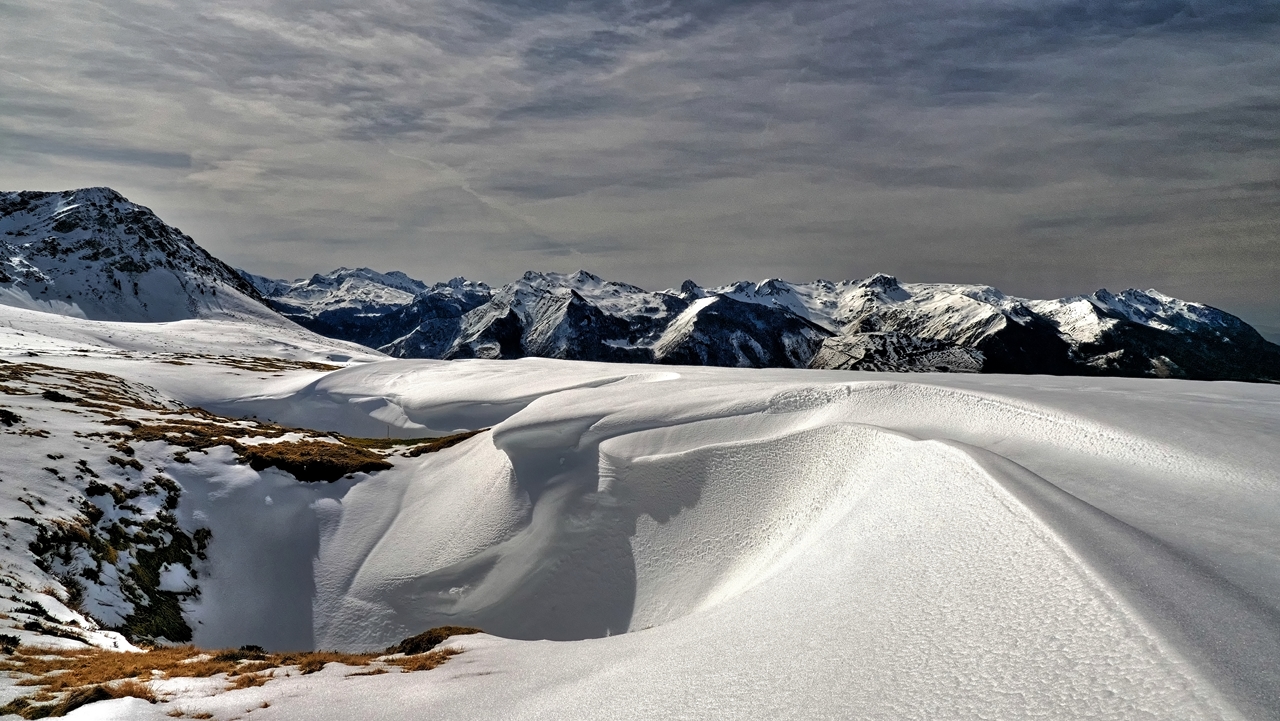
(377, 139), (562, 245)
(0, 67), (59, 93)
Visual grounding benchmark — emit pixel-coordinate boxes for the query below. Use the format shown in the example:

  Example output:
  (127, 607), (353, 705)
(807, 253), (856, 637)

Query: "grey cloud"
(2, 132), (192, 169)
(0, 0), (1277, 336)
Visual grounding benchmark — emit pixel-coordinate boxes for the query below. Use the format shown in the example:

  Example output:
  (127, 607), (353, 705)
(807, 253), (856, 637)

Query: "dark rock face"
(970, 315), (1079, 375)
(809, 332), (984, 373)
(378, 293), (490, 358)
(446, 304), (526, 360)
(519, 291), (651, 363)
(653, 296), (831, 368)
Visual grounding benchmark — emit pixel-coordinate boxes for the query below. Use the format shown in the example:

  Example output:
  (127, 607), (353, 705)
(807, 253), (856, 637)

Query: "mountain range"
(244, 264), (1280, 382)
(3, 187), (1278, 382)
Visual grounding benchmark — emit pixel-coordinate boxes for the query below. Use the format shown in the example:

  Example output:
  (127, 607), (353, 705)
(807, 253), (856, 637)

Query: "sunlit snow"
(1, 303), (1277, 720)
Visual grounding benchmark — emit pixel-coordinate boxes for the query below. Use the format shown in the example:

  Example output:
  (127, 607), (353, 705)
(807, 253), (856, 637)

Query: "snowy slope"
(3, 306), (1278, 719)
(0, 188), (274, 322)
(250, 361), (1280, 720)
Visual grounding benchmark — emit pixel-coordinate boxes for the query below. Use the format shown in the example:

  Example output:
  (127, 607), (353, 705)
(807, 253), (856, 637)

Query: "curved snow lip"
(309, 370), (1269, 712)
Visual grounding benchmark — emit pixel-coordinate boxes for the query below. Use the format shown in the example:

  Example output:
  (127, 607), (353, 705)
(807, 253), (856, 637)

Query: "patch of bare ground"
(2, 360), (486, 483)
(343, 429), (489, 457)
(0, 627), (478, 717)
(166, 355), (342, 373)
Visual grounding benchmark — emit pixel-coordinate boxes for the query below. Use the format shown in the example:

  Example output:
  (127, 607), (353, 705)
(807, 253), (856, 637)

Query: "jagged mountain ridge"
(2, 187), (1274, 381)
(0, 188), (272, 322)
(243, 268), (491, 350)
(246, 266), (1280, 382)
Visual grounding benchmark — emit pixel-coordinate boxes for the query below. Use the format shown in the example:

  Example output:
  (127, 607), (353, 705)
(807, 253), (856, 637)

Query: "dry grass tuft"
(385, 625), (482, 656)
(393, 648), (461, 672)
(226, 673), (269, 690)
(109, 677), (157, 702)
(0, 636), (472, 718)
(238, 440), (392, 482)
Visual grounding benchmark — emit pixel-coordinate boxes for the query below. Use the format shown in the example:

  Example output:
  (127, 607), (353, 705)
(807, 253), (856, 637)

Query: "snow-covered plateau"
(0, 299), (1278, 720)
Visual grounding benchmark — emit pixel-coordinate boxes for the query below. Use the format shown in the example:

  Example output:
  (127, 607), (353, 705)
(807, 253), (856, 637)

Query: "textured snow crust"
(2, 306), (1279, 719)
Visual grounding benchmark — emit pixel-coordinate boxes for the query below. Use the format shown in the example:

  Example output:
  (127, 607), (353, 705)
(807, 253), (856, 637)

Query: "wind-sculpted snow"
(3, 309), (1279, 718)
(206, 358), (1273, 720)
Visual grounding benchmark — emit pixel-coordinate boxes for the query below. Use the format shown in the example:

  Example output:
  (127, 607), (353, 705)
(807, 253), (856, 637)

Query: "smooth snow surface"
(2, 305), (1279, 720)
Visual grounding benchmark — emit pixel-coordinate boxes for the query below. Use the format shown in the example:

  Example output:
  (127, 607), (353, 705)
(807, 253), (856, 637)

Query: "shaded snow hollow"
(1, 305), (1278, 720)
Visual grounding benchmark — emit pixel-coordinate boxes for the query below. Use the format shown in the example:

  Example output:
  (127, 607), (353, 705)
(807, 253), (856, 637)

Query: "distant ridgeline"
(241, 268), (1280, 382)
(3, 188), (1277, 381)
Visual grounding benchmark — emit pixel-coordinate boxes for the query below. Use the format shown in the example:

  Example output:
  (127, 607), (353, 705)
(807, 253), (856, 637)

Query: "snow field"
(3, 307), (1279, 719)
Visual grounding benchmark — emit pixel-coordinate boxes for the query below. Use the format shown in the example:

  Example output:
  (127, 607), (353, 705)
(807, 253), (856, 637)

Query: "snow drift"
(56, 345), (1271, 720)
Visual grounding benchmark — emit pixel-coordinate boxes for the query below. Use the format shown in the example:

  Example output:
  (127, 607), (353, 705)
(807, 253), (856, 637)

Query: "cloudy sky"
(1, 0), (1277, 336)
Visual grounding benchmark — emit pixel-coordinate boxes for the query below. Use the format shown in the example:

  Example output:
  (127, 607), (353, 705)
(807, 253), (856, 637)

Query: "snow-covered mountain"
(0, 188), (272, 322)
(720, 274), (1280, 380)
(251, 264), (1280, 381)
(444, 271), (687, 362)
(5, 187), (1274, 381)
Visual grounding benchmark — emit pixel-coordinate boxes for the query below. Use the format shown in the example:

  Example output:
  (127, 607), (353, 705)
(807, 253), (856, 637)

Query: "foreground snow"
(2, 306), (1278, 719)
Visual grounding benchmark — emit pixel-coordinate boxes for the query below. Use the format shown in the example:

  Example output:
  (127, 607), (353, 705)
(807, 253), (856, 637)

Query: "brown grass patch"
(177, 355), (341, 373)
(340, 428), (488, 455)
(104, 418), (394, 482)
(2, 646), (253, 692)
(402, 429), (488, 457)
(0, 679), (157, 719)
(238, 441), (392, 482)
(226, 673), (269, 690)
(385, 626), (482, 656)
(0, 640), (467, 718)
(393, 648), (461, 672)
(0, 627), (480, 715)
